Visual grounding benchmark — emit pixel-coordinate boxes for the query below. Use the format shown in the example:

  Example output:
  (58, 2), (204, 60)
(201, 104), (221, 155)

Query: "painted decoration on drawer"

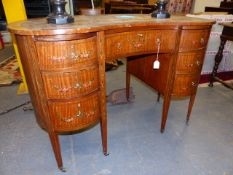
(179, 30), (210, 52)
(172, 74), (200, 96)
(35, 37), (97, 70)
(105, 30), (177, 59)
(48, 93), (100, 132)
(42, 65), (99, 99)
(176, 52), (205, 74)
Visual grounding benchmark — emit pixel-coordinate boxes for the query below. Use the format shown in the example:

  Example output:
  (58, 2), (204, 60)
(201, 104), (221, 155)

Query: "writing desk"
(209, 23), (233, 89)
(8, 14), (214, 170)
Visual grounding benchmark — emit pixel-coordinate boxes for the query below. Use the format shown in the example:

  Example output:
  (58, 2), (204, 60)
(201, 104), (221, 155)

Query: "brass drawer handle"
(57, 110), (83, 123)
(74, 80), (94, 89)
(54, 86), (72, 93)
(56, 106), (97, 123)
(53, 80), (94, 93)
(133, 42), (143, 48)
(70, 51), (90, 60)
(137, 33), (144, 37)
(80, 52), (90, 58)
(185, 61), (201, 68)
(74, 83), (82, 89)
(186, 63), (193, 67)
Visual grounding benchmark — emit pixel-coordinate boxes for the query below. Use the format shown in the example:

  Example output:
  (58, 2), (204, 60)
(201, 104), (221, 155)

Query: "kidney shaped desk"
(8, 15), (214, 170)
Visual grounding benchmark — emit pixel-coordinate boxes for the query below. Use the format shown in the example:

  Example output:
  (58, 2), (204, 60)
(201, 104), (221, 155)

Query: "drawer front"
(145, 30), (177, 53)
(179, 29), (210, 52)
(105, 30), (177, 59)
(172, 75), (200, 96)
(176, 52), (205, 74)
(105, 32), (131, 59)
(36, 36), (97, 70)
(49, 93), (100, 132)
(42, 65), (99, 99)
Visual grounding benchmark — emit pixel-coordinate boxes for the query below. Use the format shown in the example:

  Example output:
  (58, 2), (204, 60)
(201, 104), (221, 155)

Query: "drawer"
(179, 29), (210, 52)
(48, 93), (100, 132)
(36, 36), (97, 70)
(105, 32), (130, 59)
(105, 30), (177, 59)
(42, 65), (99, 99)
(172, 74), (200, 96)
(176, 52), (205, 74)
(145, 30), (177, 53)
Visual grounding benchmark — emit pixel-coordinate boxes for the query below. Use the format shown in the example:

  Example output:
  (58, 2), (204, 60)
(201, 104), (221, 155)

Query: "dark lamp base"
(47, 15), (74, 25)
(151, 12), (170, 19)
(151, 0), (170, 19)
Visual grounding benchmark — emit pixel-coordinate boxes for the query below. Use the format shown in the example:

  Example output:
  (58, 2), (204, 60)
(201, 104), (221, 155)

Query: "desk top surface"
(8, 14), (215, 36)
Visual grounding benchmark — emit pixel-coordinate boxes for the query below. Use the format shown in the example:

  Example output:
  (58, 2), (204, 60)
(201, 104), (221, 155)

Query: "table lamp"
(151, 0), (170, 19)
(47, 0), (74, 24)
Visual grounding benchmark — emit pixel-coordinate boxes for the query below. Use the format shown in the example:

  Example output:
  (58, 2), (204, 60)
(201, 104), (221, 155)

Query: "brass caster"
(59, 166), (67, 172)
(104, 152), (110, 156)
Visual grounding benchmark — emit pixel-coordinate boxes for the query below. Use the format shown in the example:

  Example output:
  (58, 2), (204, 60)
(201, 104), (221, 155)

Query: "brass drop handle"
(200, 38), (205, 45)
(76, 110), (83, 117)
(116, 42), (122, 49)
(196, 60), (201, 66)
(152, 38), (161, 69)
(76, 103), (83, 118)
(191, 82), (197, 87)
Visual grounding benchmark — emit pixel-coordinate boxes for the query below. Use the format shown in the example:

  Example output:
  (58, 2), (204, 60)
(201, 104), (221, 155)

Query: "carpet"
(107, 87), (135, 105)
(0, 56), (22, 86)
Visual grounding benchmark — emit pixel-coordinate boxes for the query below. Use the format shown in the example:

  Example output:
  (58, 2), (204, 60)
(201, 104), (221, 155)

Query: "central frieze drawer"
(105, 30), (177, 59)
(42, 65), (99, 99)
(48, 93), (100, 132)
(36, 36), (97, 70)
(179, 29), (210, 52)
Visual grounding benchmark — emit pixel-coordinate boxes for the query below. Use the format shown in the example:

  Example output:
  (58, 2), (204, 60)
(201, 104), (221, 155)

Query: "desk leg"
(186, 94), (196, 124)
(157, 92), (161, 102)
(126, 62), (130, 100)
(97, 31), (108, 156)
(209, 37), (227, 87)
(48, 132), (65, 171)
(160, 94), (171, 133)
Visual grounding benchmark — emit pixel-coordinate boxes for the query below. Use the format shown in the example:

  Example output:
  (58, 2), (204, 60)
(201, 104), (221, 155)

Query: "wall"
(192, 0), (221, 13)
(103, 0), (221, 12)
